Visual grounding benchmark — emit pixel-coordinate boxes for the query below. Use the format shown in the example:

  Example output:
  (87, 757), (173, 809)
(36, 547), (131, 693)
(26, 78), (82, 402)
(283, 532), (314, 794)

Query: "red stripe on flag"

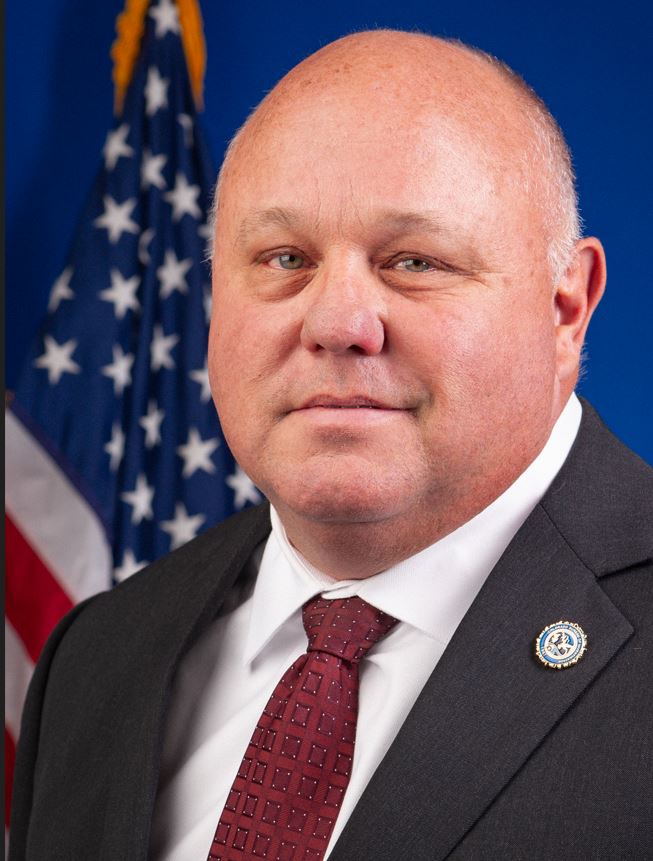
(5, 514), (75, 663)
(5, 727), (16, 827)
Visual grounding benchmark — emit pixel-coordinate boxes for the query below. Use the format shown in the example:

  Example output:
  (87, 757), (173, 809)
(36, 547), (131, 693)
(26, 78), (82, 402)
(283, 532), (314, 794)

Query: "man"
(10, 30), (653, 860)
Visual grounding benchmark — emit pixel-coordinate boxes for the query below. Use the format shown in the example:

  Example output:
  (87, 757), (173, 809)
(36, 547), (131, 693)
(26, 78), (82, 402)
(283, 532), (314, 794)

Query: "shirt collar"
(244, 393), (582, 664)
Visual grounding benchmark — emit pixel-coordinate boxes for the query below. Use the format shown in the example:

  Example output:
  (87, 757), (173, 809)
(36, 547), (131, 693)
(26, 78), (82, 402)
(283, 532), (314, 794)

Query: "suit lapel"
(330, 504), (633, 861)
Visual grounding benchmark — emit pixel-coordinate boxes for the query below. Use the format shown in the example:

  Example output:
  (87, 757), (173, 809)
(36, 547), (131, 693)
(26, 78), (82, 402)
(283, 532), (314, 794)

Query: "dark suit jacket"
(9, 401), (653, 860)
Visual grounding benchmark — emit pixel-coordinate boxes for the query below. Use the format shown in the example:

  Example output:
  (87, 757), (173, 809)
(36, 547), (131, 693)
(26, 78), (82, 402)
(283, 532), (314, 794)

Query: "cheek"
(401, 304), (496, 390)
(207, 323), (235, 433)
(208, 316), (261, 473)
(405, 297), (555, 408)
(208, 292), (295, 430)
(208, 292), (253, 425)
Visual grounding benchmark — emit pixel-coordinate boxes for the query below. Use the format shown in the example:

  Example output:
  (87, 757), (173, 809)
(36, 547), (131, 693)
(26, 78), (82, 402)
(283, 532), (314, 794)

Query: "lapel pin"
(535, 620), (587, 669)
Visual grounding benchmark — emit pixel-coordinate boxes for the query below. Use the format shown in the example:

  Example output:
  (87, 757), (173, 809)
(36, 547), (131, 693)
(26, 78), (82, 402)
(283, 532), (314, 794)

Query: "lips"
(298, 395), (398, 410)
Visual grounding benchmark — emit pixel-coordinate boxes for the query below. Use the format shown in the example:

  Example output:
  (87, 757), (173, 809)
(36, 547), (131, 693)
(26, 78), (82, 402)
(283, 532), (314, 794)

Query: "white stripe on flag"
(5, 410), (112, 602)
(4, 620), (35, 740)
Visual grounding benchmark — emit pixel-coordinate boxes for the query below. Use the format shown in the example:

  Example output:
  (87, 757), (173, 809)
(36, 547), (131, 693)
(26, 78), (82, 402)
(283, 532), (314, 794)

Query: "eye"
(395, 258), (433, 273)
(269, 253), (305, 270)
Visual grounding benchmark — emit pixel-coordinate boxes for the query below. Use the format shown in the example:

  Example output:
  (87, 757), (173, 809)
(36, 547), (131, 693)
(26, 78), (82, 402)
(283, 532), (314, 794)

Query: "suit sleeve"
(8, 597), (96, 860)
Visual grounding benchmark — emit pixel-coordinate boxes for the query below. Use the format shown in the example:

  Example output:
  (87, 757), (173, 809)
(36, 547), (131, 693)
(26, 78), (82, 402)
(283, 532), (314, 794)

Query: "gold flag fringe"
(177, 0), (206, 111)
(111, 0), (206, 115)
(111, 0), (148, 115)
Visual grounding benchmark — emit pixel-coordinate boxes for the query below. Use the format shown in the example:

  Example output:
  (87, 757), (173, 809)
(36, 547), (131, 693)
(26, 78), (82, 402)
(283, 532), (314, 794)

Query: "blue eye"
(396, 258), (432, 273)
(275, 253), (304, 270)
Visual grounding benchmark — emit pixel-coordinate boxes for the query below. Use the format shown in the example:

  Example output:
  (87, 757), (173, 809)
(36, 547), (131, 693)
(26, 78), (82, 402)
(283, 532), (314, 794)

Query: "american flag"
(4, 0), (261, 828)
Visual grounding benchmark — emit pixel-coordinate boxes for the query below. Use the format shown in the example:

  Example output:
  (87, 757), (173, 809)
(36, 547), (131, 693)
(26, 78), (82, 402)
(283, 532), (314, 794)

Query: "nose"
(300, 262), (386, 355)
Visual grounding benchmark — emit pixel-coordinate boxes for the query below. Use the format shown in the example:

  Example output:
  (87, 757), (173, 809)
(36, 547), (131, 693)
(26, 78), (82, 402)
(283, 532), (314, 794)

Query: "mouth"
(287, 396), (412, 432)
(297, 395), (400, 411)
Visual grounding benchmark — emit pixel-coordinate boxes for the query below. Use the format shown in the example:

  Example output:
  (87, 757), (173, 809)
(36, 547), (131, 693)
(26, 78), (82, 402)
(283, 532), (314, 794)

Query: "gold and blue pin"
(535, 620), (587, 669)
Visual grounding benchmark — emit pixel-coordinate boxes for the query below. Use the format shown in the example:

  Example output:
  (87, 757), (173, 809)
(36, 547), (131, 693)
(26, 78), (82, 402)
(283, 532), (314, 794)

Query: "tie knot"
(302, 595), (398, 664)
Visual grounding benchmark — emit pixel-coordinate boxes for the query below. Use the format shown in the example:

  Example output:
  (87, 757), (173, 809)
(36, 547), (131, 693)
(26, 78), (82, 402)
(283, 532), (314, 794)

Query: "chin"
(265, 467), (415, 525)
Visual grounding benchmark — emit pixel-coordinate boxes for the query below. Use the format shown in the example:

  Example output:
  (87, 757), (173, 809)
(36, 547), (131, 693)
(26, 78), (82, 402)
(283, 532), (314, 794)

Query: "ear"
(554, 236), (606, 384)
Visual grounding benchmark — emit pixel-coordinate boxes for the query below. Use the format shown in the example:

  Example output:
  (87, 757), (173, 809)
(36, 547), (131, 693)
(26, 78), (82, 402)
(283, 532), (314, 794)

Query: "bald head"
(212, 30), (580, 282)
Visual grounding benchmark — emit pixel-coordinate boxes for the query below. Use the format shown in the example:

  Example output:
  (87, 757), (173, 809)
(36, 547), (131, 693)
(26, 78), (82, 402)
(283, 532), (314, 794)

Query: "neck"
(272, 475), (519, 580)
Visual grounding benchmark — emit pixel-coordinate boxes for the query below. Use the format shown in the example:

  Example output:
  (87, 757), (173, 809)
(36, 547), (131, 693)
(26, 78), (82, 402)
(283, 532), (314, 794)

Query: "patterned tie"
(208, 595), (398, 861)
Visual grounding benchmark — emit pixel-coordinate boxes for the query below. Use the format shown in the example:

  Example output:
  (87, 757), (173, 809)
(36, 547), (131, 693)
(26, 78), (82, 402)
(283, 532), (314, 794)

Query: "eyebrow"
(236, 207), (303, 245)
(235, 207), (450, 244)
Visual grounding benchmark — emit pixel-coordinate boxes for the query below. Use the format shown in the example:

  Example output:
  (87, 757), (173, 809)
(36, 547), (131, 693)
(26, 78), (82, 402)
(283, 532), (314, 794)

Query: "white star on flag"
(198, 220), (212, 241)
(145, 66), (169, 116)
(100, 269), (141, 319)
(48, 266), (75, 312)
(157, 248), (192, 298)
(104, 422), (126, 472)
(121, 473), (155, 524)
(227, 465), (263, 510)
(177, 112), (193, 147)
(94, 195), (139, 244)
(103, 123), (134, 171)
(141, 148), (167, 189)
(176, 427), (220, 478)
(33, 336), (81, 384)
(138, 227), (155, 265)
(160, 502), (205, 550)
(149, 0), (181, 38)
(150, 325), (179, 371)
(139, 400), (165, 448)
(198, 222), (212, 260)
(189, 360), (211, 403)
(164, 172), (202, 222)
(101, 344), (134, 396)
(203, 286), (212, 324)
(114, 548), (149, 583)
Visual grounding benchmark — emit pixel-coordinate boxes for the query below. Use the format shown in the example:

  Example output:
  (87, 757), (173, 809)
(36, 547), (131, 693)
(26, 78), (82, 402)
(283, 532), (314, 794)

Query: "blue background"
(6, 0), (652, 464)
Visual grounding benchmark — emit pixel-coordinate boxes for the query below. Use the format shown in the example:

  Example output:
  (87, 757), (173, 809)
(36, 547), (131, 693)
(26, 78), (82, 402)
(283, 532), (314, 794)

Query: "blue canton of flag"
(11, 1), (262, 584)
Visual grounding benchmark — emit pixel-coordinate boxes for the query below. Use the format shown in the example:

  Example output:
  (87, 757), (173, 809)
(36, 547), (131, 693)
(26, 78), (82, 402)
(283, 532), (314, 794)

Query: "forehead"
(217, 59), (543, 255)
(233, 107), (491, 202)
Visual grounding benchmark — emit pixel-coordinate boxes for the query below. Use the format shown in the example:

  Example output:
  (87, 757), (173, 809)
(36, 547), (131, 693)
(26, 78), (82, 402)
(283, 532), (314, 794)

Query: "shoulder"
(10, 506), (271, 860)
(541, 399), (653, 575)
(47, 502), (271, 671)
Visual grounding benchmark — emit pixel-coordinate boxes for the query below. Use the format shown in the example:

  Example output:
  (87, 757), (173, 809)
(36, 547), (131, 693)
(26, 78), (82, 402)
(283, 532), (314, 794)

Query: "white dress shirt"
(149, 395), (582, 860)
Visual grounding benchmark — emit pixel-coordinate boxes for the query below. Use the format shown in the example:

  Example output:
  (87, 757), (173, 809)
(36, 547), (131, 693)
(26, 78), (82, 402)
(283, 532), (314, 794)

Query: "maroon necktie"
(207, 595), (398, 861)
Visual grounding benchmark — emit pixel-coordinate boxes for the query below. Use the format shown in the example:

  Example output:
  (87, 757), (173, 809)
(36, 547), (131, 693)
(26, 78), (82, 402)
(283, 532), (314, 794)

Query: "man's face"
(209, 78), (560, 544)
